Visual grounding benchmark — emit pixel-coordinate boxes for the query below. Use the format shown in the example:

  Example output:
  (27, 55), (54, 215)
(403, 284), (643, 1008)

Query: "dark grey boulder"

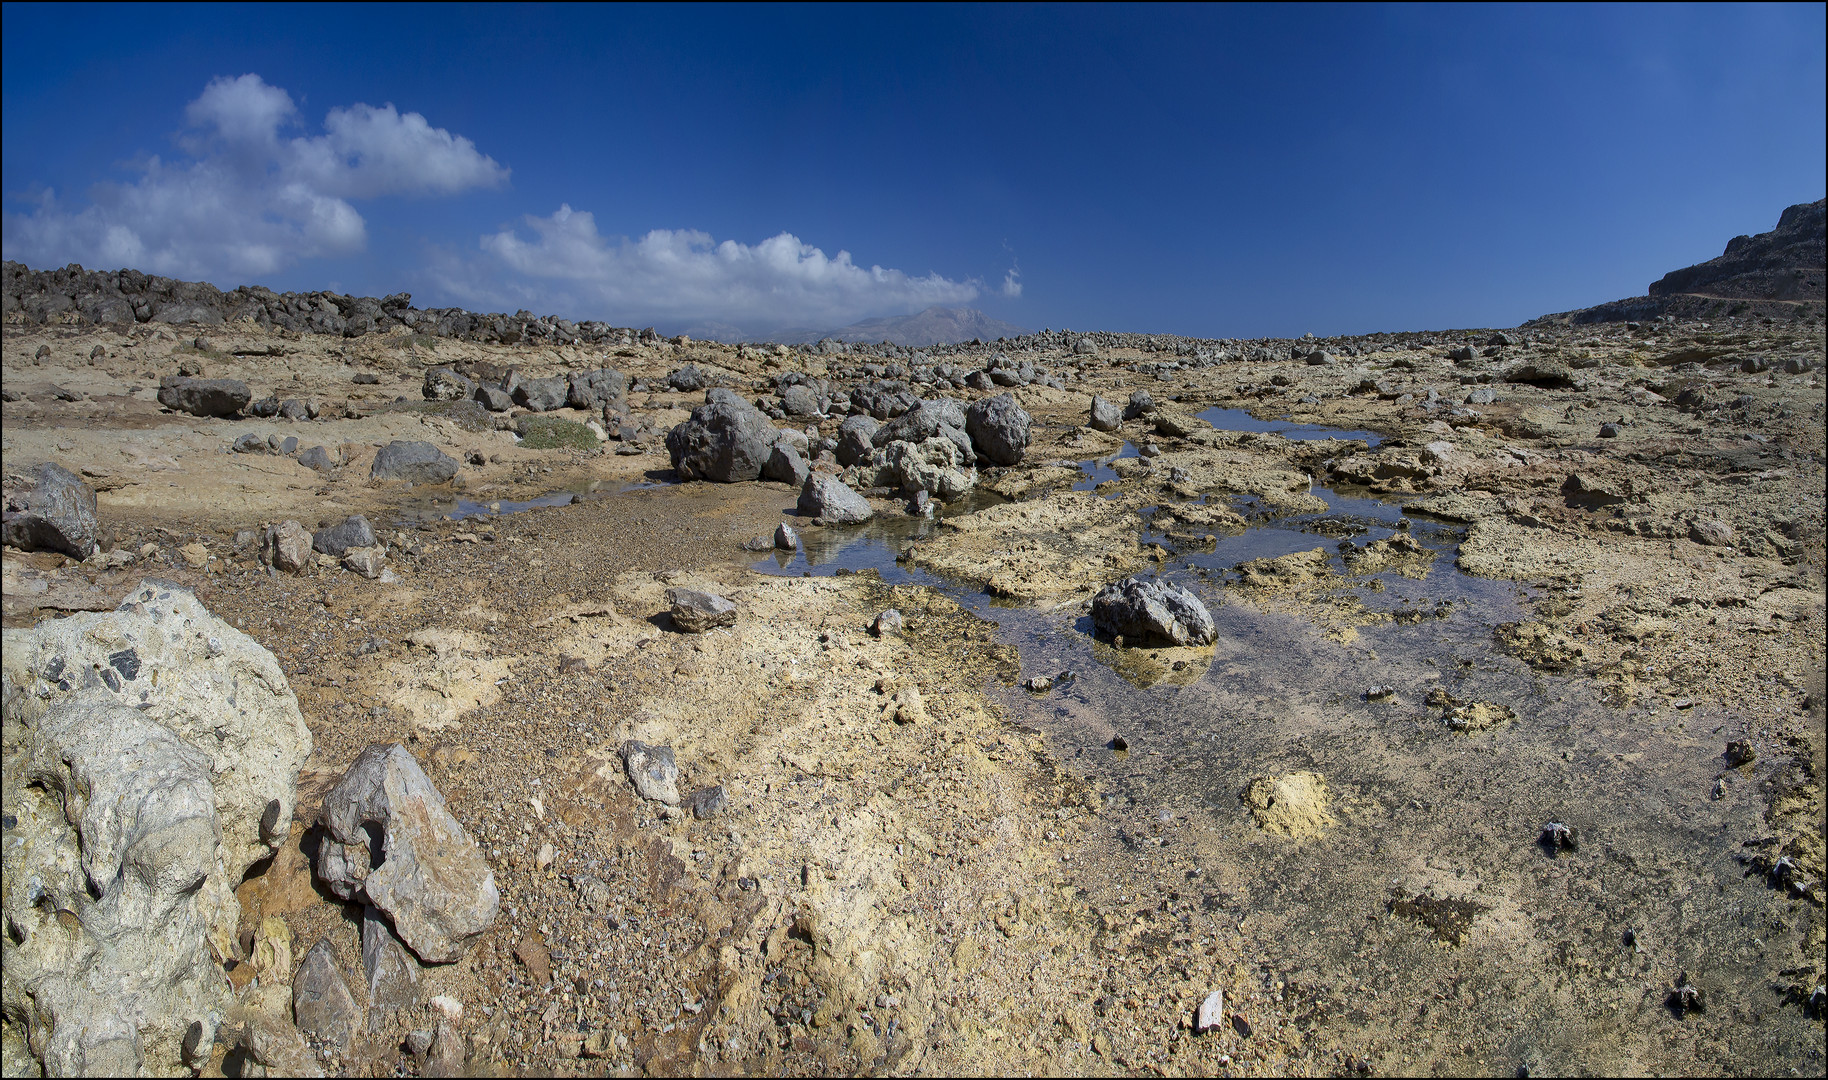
(668, 588), (737, 632)
(1122, 390), (1155, 421)
(512, 377), (568, 412)
(780, 385), (824, 417)
(157, 376), (251, 417)
(249, 395), (281, 418)
(664, 399), (779, 482)
(835, 415), (879, 467)
(2, 462), (98, 558)
(851, 380), (918, 420)
(798, 474), (873, 525)
(313, 515), (377, 556)
(472, 385), (512, 412)
(370, 441), (459, 484)
(422, 368), (475, 402)
(1091, 576), (1216, 646)
(667, 366), (707, 392)
(278, 398), (310, 422)
(567, 369), (627, 411)
(1088, 395), (1121, 432)
(763, 442), (811, 487)
(232, 433), (268, 454)
(965, 392), (1032, 466)
(298, 445), (335, 471)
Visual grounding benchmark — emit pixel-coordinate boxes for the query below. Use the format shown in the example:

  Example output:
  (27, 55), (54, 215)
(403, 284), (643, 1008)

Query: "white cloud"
(1000, 265), (1023, 298)
(3, 74), (507, 279)
(437, 203), (981, 332)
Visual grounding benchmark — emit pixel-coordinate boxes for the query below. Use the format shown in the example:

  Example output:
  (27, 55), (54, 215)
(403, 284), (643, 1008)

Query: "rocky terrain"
(1, 207), (1824, 1077)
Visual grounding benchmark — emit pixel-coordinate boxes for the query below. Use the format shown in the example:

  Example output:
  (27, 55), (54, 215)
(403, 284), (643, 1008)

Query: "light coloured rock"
(668, 588), (737, 632)
(876, 436), (977, 500)
(1088, 395), (1121, 432)
(263, 519), (313, 572)
(1241, 772), (1335, 838)
(1196, 989), (1225, 1033)
(621, 740), (681, 805)
(362, 905), (422, 1024)
(798, 474), (873, 525)
(342, 546), (385, 579)
(911, 491), (1145, 601)
(293, 938), (362, 1053)
(774, 522), (799, 550)
(316, 744), (499, 963)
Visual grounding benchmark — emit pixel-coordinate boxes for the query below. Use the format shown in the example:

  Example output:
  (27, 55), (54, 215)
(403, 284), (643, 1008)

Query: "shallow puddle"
(750, 415), (1824, 1075)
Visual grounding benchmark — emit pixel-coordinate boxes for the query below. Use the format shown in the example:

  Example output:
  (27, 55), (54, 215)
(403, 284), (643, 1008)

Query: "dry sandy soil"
(3, 313), (1823, 1076)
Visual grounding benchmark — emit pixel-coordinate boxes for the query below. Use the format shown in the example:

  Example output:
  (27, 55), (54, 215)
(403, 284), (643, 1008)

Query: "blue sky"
(3, 3), (1823, 339)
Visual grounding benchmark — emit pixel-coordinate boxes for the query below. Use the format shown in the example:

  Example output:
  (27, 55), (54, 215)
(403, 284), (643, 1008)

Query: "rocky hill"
(1529, 198), (1825, 326)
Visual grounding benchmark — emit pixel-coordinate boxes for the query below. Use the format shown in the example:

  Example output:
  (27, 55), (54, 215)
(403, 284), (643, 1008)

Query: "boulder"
(798, 474), (874, 525)
(293, 938), (362, 1053)
(315, 744), (499, 963)
(877, 437), (976, 500)
(1091, 576), (1217, 646)
(873, 399), (975, 465)
(762, 441), (811, 487)
(835, 415), (880, 467)
(965, 392), (1032, 466)
(312, 514), (377, 557)
(157, 376), (251, 417)
(1073, 336), (1100, 356)
(371, 441), (459, 484)
(422, 367), (476, 401)
(667, 366), (707, 392)
(567, 369), (627, 411)
(668, 588), (737, 632)
(472, 384), (513, 412)
(621, 741), (681, 805)
(1088, 395), (1121, 432)
(263, 520), (313, 572)
(1122, 390), (1155, 420)
(664, 399), (779, 482)
(780, 384), (824, 417)
(2, 461), (99, 558)
(0, 580), (315, 1076)
(512, 376), (569, 412)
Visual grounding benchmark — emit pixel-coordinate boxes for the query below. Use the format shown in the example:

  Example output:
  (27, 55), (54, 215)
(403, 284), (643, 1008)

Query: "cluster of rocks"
(423, 364), (626, 416)
(0, 581), (499, 1077)
(665, 381), (1032, 522)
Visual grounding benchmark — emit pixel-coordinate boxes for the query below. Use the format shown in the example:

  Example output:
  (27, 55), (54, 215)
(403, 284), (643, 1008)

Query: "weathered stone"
(1091, 576), (1217, 646)
(871, 609), (905, 637)
(263, 520), (313, 572)
(668, 588), (737, 632)
(278, 397), (311, 422)
(780, 384), (824, 417)
(798, 474), (874, 524)
(362, 905), (422, 1023)
(621, 741), (681, 805)
(763, 441), (811, 487)
(315, 744), (499, 963)
(665, 400), (780, 483)
(512, 376), (569, 412)
(774, 522), (799, 550)
(342, 547), (385, 579)
(298, 445), (335, 471)
(157, 376), (250, 417)
(873, 399), (975, 465)
(2, 461), (99, 558)
(1122, 390), (1155, 420)
(876, 437), (977, 500)
(567, 368), (627, 411)
(293, 938), (362, 1053)
(473, 384), (513, 412)
(1196, 990), (1225, 1033)
(233, 432), (269, 454)
(371, 441), (459, 484)
(686, 786), (727, 820)
(965, 392), (1032, 466)
(423, 367), (476, 401)
(1688, 518), (1735, 547)
(835, 415), (880, 467)
(667, 365), (707, 392)
(1088, 395), (1121, 432)
(312, 514), (376, 556)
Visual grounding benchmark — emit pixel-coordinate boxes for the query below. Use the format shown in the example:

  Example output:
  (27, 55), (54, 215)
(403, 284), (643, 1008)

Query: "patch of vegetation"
(516, 415), (599, 450)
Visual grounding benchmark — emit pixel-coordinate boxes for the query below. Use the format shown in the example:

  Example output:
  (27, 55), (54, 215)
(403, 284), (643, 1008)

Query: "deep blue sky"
(4, 3), (1823, 338)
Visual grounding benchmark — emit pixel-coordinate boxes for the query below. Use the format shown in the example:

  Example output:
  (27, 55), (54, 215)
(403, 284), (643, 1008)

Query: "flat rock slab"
(371, 441), (459, 484)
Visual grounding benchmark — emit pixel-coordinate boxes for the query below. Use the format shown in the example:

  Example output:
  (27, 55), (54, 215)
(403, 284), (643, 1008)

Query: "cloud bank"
(2, 74), (508, 279)
(431, 203), (981, 332)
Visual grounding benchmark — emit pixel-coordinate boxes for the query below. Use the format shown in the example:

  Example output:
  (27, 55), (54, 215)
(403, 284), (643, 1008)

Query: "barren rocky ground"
(3, 259), (1825, 1077)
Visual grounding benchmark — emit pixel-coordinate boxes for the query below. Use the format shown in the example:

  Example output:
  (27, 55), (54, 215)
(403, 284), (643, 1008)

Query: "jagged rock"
(312, 514), (377, 556)
(872, 399), (975, 465)
(965, 392), (1032, 466)
(342, 547), (386, 579)
(315, 744), (499, 963)
(1122, 390), (1155, 420)
(293, 938), (362, 1052)
(667, 365), (707, 392)
(664, 398), (780, 482)
(297, 445), (335, 472)
(362, 905), (423, 1023)
(1091, 576), (1217, 646)
(233, 432), (269, 454)
(2, 461), (99, 558)
(835, 415), (880, 466)
(262, 520), (313, 572)
(798, 474), (873, 524)
(763, 441), (811, 487)
(1088, 395), (1121, 432)
(774, 522), (799, 550)
(1689, 519), (1735, 547)
(876, 437), (976, 500)
(512, 376), (569, 412)
(567, 369), (627, 411)
(371, 441), (459, 484)
(668, 588), (737, 633)
(621, 741), (681, 805)
(1, 581), (313, 1077)
(472, 384), (512, 412)
(278, 397), (311, 422)
(157, 376), (251, 417)
(779, 384), (824, 417)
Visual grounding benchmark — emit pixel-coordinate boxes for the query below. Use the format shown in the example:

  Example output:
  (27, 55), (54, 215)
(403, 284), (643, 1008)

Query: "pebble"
(774, 522), (799, 550)
(871, 609), (905, 636)
(1196, 989), (1225, 1033)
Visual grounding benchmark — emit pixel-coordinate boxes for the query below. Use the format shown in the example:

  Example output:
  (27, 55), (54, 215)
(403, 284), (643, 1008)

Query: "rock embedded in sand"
(871, 608), (905, 636)
(1, 460), (98, 559)
(422, 367), (476, 401)
(965, 392), (1032, 466)
(1196, 990), (1225, 1033)
(316, 743), (499, 963)
(669, 587), (737, 632)
(665, 396), (780, 482)
(621, 740), (682, 805)
(157, 375), (251, 417)
(1091, 576), (1217, 646)
(263, 519), (313, 572)
(312, 513), (377, 556)
(799, 473), (874, 524)
(1089, 394), (1121, 432)
(371, 440), (460, 484)
(1242, 772), (1335, 838)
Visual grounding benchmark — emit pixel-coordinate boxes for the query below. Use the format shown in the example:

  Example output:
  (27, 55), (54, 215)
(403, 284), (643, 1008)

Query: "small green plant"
(516, 415), (599, 450)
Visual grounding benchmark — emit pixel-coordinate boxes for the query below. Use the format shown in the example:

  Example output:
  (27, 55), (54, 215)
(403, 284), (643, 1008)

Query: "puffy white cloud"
(1000, 265), (1023, 298)
(438, 203), (980, 332)
(2, 74), (506, 279)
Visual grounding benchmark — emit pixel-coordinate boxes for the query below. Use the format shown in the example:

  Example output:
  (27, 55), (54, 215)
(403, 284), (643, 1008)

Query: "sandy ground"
(3, 314), (1823, 1076)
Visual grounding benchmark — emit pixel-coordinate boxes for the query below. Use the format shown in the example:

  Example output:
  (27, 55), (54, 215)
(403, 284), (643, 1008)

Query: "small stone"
(1196, 990), (1224, 1033)
(342, 547), (385, 579)
(535, 842), (556, 870)
(313, 514), (377, 556)
(686, 785), (727, 820)
(406, 1029), (435, 1056)
(798, 474), (874, 525)
(263, 520), (313, 572)
(1724, 740), (1756, 767)
(668, 588), (737, 632)
(297, 445), (334, 471)
(621, 741), (681, 805)
(514, 936), (552, 986)
(871, 609), (904, 636)
(1540, 821), (1578, 853)
(1025, 675), (1053, 693)
(1688, 519), (1734, 547)
(293, 938), (362, 1053)
(1365, 684), (1396, 700)
(774, 522), (799, 550)
(1598, 422), (1622, 438)
(2, 461), (100, 558)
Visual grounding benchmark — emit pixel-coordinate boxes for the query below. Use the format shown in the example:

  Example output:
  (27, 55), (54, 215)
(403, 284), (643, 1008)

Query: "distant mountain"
(761, 306), (1032, 347)
(1528, 198), (1825, 326)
